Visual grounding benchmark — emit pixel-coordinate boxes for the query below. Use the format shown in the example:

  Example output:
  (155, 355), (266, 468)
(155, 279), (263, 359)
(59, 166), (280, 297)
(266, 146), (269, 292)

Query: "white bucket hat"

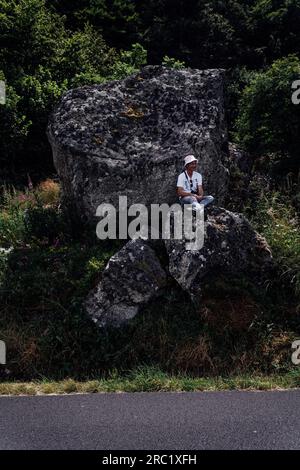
(184, 154), (198, 167)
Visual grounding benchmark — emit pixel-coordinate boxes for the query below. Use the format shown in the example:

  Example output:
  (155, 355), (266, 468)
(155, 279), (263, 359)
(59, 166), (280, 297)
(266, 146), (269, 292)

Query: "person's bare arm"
(177, 186), (196, 198)
(196, 184), (204, 200)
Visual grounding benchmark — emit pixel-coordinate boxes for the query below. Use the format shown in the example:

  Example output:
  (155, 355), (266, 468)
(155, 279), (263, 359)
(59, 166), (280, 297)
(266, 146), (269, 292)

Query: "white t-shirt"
(177, 171), (202, 196)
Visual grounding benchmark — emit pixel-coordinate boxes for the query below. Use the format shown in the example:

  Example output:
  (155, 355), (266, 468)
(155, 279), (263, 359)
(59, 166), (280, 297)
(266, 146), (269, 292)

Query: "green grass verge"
(0, 367), (300, 395)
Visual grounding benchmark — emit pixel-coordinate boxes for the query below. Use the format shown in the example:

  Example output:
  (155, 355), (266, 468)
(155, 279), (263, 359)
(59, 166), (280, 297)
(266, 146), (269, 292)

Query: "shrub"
(35, 179), (60, 207)
(23, 206), (65, 244)
(162, 56), (185, 69)
(251, 192), (300, 299)
(108, 43), (147, 80)
(0, 181), (64, 247)
(235, 55), (300, 177)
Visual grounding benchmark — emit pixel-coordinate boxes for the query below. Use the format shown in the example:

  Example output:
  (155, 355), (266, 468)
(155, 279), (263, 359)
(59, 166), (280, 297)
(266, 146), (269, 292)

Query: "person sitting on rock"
(176, 155), (214, 211)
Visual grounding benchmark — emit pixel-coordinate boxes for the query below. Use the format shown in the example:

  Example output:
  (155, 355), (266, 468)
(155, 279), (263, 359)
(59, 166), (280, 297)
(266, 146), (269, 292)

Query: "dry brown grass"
(171, 334), (216, 374)
(200, 295), (260, 332)
(36, 179), (60, 207)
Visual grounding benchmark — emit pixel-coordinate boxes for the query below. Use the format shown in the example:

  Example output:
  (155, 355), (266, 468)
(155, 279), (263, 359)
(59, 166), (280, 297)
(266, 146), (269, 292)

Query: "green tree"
(0, 0), (119, 178)
(0, 71), (32, 177)
(0, 0), (66, 79)
(47, 0), (140, 50)
(249, 0), (300, 65)
(235, 55), (300, 176)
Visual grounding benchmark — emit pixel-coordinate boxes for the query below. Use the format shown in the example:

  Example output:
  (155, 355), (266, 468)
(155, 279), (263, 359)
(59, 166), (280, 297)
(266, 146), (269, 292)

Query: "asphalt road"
(0, 390), (299, 450)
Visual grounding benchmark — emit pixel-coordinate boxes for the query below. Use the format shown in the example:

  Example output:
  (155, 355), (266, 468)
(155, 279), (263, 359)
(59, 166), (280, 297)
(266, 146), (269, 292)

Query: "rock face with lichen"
(47, 66), (229, 225)
(85, 238), (168, 328)
(164, 206), (273, 302)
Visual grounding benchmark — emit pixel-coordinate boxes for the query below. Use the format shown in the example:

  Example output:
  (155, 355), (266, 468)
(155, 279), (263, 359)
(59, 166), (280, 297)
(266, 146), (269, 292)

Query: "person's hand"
(196, 195), (203, 201)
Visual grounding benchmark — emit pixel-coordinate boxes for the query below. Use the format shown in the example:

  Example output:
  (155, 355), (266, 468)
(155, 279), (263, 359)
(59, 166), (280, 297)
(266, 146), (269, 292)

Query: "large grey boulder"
(47, 66), (229, 225)
(165, 207), (273, 301)
(85, 238), (167, 328)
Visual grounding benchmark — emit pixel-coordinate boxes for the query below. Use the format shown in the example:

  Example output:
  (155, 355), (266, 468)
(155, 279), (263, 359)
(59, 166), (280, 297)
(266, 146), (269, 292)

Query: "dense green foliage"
(235, 55), (300, 176)
(0, 0), (300, 182)
(46, 0), (300, 68)
(0, 0), (146, 180)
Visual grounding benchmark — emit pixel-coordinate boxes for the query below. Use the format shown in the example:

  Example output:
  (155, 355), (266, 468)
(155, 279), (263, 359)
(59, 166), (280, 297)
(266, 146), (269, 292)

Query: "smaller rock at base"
(85, 238), (167, 328)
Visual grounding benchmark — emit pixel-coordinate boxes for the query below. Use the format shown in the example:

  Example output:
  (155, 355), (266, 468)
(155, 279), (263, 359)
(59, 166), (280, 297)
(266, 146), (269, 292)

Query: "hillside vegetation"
(0, 0), (299, 383)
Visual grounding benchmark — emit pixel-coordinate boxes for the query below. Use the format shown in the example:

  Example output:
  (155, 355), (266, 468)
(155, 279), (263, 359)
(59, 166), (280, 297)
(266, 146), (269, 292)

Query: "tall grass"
(251, 192), (300, 299)
(0, 180), (61, 248)
(0, 186), (27, 247)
